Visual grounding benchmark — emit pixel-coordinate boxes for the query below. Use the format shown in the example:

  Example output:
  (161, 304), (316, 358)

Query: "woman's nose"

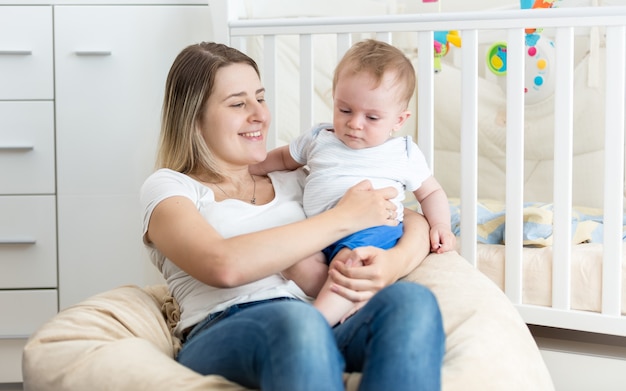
(250, 102), (270, 122)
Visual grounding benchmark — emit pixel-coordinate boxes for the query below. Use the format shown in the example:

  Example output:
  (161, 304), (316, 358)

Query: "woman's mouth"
(240, 130), (262, 138)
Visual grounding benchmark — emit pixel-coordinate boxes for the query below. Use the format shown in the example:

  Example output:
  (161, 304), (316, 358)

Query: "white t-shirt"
(140, 168), (311, 337)
(290, 123), (432, 220)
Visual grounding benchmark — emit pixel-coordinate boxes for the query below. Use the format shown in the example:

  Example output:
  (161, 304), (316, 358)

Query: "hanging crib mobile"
(486, 0), (559, 104)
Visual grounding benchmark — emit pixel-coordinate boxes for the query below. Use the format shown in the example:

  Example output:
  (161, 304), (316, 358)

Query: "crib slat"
(299, 34), (314, 133)
(459, 29), (478, 266)
(376, 31), (392, 43)
(336, 33), (352, 64)
(602, 26), (625, 316)
(551, 27), (575, 311)
(263, 35), (277, 149)
(504, 28), (526, 305)
(417, 31), (435, 169)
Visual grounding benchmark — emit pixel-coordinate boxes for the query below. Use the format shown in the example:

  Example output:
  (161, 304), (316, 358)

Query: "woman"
(140, 41), (445, 391)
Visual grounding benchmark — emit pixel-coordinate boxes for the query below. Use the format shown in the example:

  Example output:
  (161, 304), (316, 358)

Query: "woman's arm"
(146, 180), (398, 288)
(327, 209), (431, 303)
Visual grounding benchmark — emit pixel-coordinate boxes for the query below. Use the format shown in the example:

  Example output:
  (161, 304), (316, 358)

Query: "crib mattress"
(474, 242), (626, 315)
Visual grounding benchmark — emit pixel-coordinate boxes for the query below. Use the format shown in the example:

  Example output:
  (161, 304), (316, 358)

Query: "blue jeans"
(176, 282), (444, 391)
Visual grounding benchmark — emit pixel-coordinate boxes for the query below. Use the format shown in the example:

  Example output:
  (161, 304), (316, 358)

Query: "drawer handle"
(0, 238), (36, 245)
(0, 334), (31, 340)
(0, 50), (32, 55)
(0, 145), (34, 152)
(74, 50), (112, 56)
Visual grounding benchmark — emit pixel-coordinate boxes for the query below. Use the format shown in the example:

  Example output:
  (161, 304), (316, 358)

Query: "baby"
(252, 39), (455, 326)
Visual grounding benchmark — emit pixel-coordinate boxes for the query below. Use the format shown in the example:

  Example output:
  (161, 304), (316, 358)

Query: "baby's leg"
(313, 247), (363, 326)
(281, 252), (328, 298)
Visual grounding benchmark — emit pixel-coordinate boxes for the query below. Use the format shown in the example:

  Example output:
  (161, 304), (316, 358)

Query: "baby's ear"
(393, 110), (411, 132)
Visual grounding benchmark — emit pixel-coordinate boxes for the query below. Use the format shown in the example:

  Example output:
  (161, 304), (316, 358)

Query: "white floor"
(531, 326), (626, 391)
(540, 349), (626, 391)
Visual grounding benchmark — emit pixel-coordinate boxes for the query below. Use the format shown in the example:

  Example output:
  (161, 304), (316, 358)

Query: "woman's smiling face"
(199, 62), (271, 168)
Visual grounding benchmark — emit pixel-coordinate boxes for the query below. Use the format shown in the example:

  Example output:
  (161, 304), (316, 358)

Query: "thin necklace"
(212, 173), (257, 204)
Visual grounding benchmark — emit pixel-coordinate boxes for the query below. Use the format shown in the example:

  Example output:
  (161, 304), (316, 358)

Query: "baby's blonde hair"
(332, 39), (416, 109)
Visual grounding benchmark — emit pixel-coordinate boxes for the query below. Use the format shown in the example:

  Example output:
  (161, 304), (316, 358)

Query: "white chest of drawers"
(0, 1), (211, 383)
(0, 5), (58, 383)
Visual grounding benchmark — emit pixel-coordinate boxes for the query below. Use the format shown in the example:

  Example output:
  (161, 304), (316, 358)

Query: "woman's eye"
(231, 102), (244, 108)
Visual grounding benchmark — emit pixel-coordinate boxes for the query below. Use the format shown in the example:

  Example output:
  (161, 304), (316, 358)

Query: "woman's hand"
(334, 180), (399, 232)
(328, 210), (431, 303)
(327, 246), (399, 303)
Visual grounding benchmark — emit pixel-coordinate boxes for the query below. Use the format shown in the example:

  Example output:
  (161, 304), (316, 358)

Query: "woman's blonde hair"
(332, 39), (416, 108)
(156, 42), (260, 180)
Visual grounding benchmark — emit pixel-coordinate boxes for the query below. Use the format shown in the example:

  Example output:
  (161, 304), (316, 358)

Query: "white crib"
(209, 0), (626, 337)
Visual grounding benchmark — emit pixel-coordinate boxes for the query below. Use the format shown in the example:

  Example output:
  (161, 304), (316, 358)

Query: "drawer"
(0, 6), (53, 100)
(0, 101), (55, 195)
(0, 338), (27, 383)
(0, 290), (57, 338)
(0, 195), (57, 289)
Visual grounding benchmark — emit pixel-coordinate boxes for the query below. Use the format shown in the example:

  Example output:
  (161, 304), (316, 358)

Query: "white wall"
(396, 0), (626, 13)
(397, 0), (517, 13)
(235, 0), (626, 21)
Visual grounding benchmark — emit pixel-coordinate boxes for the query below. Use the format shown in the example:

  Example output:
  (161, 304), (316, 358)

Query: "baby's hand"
(429, 225), (456, 254)
(248, 164), (266, 176)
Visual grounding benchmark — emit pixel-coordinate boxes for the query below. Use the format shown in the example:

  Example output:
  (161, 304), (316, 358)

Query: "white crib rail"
(211, 2), (626, 336)
(602, 25), (625, 317)
(552, 26), (575, 313)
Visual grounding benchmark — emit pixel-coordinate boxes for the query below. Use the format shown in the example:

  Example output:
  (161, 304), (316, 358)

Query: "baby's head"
(331, 39), (415, 149)
(333, 39), (415, 110)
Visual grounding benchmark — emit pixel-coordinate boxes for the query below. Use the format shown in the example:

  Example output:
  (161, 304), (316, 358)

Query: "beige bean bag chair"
(22, 251), (555, 390)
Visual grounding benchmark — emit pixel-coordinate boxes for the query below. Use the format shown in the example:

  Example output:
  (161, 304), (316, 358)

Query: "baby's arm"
(313, 247), (363, 326)
(249, 145), (302, 175)
(281, 252), (328, 298)
(413, 176), (456, 253)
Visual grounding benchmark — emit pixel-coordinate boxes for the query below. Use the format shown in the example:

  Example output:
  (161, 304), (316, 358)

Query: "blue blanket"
(450, 199), (626, 246)
(406, 197), (626, 247)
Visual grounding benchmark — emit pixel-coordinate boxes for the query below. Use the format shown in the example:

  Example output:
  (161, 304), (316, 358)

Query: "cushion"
(22, 251), (554, 391)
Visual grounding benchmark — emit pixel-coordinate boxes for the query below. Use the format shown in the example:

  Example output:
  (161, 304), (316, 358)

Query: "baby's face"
(332, 70), (409, 149)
